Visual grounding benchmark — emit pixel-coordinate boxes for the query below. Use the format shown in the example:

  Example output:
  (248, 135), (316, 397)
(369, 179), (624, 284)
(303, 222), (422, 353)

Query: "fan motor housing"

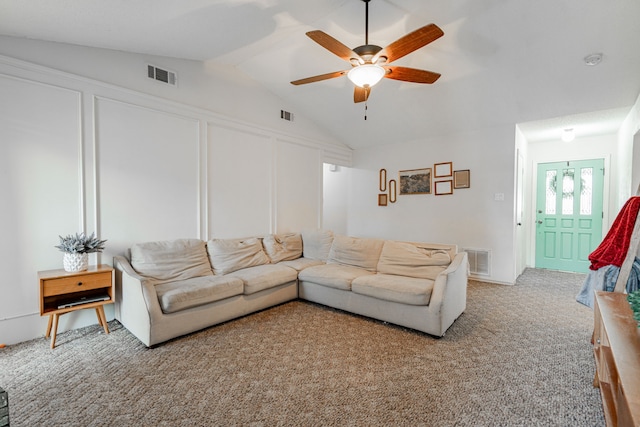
(353, 44), (383, 63)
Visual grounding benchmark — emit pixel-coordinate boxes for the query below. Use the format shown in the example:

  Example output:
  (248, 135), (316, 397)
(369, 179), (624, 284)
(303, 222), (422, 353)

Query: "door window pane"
(562, 168), (574, 215)
(580, 167), (593, 215)
(545, 170), (557, 214)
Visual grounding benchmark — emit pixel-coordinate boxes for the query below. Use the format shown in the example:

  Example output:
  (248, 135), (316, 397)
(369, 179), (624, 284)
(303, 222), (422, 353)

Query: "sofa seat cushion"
(351, 274), (435, 306)
(207, 237), (270, 275)
(227, 264), (298, 295)
(377, 241), (451, 280)
(328, 235), (385, 272)
(155, 275), (244, 314)
(298, 264), (374, 291)
(278, 257), (324, 272)
(262, 233), (303, 263)
(130, 239), (213, 285)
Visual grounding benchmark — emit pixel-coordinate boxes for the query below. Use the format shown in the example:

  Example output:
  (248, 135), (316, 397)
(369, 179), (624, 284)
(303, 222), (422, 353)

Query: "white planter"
(63, 253), (88, 272)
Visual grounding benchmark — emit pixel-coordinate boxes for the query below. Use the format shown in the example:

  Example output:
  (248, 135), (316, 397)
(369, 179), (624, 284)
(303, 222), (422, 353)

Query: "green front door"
(535, 159), (604, 272)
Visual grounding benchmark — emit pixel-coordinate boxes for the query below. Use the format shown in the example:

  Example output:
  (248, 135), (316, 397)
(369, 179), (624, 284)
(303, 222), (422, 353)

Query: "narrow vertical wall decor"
(389, 179), (397, 203)
(379, 169), (387, 192)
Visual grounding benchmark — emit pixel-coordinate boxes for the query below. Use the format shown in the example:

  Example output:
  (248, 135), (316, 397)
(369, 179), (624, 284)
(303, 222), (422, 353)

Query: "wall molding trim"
(0, 54), (352, 166)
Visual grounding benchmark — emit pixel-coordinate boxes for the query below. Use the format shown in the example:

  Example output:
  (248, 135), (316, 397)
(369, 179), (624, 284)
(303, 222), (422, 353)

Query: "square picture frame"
(435, 180), (453, 195)
(434, 162), (453, 178)
(399, 168), (431, 195)
(453, 169), (471, 189)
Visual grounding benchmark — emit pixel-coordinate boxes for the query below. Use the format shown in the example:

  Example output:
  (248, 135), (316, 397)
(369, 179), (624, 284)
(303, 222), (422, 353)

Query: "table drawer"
(42, 272), (112, 297)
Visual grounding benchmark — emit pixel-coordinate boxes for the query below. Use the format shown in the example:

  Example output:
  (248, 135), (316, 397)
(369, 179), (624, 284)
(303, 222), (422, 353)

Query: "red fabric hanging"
(588, 196), (640, 270)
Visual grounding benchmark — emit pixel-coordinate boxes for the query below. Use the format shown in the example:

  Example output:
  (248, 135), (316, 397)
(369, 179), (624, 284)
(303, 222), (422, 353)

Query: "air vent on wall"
(462, 248), (491, 276)
(280, 110), (294, 122)
(147, 64), (177, 86)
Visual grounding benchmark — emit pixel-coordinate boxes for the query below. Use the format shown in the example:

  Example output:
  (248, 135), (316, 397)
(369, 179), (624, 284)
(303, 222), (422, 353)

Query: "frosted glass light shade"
(347, 64), (385, 88)
(561, 128), (575, 142)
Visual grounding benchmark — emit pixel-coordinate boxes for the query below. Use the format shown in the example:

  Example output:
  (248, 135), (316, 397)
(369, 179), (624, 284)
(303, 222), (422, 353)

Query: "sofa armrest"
(429, 251), (469, 315)
(114, 255), (144, 281)
(113, 255), (163, 347)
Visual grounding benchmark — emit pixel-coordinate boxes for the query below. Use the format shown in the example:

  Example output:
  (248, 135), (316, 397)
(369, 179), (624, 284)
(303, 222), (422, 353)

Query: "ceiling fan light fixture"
(347, 64), (385, 88)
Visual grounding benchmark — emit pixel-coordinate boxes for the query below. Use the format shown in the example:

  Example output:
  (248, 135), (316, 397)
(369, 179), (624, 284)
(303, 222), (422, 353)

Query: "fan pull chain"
(364, 101), (368, 120)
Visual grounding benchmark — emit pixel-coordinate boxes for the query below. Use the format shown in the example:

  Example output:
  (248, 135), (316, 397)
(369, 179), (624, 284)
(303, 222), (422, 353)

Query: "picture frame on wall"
(389, 179), (397, 203)
(435, 180), (453, 195)
(378, 193), (388, 206)
(399, 168), (431, 195)
(453, 169), (471, 189)
(379, 169), (387, 192)
(434, 162), (453, 178)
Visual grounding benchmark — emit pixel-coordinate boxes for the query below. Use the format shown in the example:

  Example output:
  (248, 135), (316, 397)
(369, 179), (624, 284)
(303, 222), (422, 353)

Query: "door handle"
(537, 220), (543, 224)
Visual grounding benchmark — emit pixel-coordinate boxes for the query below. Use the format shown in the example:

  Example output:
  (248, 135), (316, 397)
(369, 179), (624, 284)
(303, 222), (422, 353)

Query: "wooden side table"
(593, 291), (640, 426)
(38, 264), (114, 349)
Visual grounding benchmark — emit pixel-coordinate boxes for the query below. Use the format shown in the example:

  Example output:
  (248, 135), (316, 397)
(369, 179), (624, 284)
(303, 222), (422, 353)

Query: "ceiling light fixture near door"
(561, 128), (575, 142)
(584, 53), (603, 66)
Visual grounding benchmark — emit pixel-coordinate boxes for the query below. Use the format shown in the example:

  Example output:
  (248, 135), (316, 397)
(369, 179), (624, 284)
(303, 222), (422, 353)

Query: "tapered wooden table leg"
(45, 315), (53, 338)
(50, 313), (59, 349)
(96, 306), (109, 334)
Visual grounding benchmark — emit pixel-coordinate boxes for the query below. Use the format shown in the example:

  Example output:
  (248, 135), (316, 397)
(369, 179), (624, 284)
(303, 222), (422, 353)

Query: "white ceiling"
(1, 0), (639, 149)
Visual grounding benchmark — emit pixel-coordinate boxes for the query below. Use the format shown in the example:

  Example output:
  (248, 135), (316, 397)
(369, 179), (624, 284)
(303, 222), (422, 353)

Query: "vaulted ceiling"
(1, 0), (639, 148)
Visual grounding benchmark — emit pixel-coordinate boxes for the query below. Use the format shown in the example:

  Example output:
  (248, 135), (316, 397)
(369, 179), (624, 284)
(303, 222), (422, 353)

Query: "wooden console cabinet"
(593, 291), (640, 426)
(38, 265), (114, 349)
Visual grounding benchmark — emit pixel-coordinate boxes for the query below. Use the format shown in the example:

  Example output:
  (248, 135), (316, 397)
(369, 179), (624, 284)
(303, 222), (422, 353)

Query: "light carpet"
(0, 268), (604, 426)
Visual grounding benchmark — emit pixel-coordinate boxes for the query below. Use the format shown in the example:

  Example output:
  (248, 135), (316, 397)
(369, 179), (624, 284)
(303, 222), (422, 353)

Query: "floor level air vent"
(147, 64), (177, 86)
(463, 248), (491, 276)
(280, 110), (294, 121)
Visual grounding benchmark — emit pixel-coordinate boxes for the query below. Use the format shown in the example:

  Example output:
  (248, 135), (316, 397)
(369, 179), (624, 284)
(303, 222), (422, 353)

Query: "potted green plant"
(55, 232), (107, 272)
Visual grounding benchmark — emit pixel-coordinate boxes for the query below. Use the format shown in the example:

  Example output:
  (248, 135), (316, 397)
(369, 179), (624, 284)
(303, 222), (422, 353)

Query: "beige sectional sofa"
(113, 231), (468, 347)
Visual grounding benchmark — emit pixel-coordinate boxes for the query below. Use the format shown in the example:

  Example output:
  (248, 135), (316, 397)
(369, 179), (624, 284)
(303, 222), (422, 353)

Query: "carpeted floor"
(0, 268), (604, 426)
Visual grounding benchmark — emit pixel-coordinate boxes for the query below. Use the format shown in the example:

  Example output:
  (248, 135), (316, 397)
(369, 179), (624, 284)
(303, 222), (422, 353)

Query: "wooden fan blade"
(306, 30), (362, 63)
(373, 24), (444, 64)
(354, 86), (370, 103)
(383, 66), (441, 84)
(291, 70), (347, 85)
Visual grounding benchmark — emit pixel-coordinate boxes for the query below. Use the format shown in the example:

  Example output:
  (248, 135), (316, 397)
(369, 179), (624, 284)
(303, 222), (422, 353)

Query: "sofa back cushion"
(262, 233), (303, 263)
(207, 237), (270, 275)
(377, 241), (451, 280)
(328, 235), (385, 272)
(130, 239), (213, 285)
(301, 229), (334, 261)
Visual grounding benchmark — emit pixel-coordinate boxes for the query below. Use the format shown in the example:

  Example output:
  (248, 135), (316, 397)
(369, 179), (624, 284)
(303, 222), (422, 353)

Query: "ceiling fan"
(290, 0), (444, 103)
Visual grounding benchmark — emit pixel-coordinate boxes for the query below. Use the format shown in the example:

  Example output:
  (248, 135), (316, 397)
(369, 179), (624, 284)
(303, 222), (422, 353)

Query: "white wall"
(346, 125), (517, 284)
(0, 35), (342, 148)
(0, 41), (351, 345)
(618, 92), (640, 201)
(322, 163), (349, 235)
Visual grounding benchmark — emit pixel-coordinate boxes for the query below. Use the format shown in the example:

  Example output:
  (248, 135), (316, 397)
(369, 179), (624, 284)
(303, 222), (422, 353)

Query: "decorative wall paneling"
(0, 54), (351, 344)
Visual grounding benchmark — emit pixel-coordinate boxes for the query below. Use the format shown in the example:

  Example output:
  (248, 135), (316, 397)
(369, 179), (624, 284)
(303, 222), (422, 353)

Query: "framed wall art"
(399, 168), (431, 195)
(434, 162), (453, 178)
(378, 193), (388, 206)
(435, 180), (453, 195)
(389, 179), (397, 203)
(453, 169), (471, 189)
(379, 169), (387, 192)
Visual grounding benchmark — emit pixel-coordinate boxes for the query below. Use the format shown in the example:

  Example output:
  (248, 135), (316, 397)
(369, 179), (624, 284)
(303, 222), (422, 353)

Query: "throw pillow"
(207, 237), (270, 275)
(130, 239), (213, 285)
(263, 233), (303, 263)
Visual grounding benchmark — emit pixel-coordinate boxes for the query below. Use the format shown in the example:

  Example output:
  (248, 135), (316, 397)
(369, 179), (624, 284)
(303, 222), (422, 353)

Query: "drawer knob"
(77, 282), (83, 286)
